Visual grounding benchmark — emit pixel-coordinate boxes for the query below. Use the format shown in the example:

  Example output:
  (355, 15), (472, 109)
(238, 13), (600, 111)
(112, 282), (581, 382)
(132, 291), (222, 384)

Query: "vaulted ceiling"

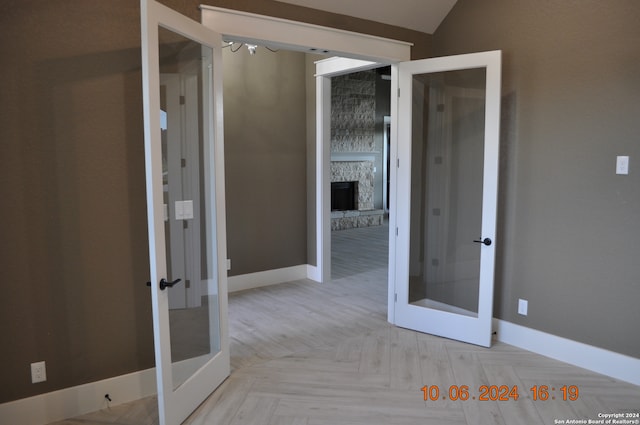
(275, 0), (458, 34)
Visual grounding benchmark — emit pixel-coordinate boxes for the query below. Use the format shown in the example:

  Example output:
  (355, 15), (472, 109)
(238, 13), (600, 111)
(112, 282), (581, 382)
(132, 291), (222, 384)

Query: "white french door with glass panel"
(141, 1), (229, 424)
(394, 51), (501, 347)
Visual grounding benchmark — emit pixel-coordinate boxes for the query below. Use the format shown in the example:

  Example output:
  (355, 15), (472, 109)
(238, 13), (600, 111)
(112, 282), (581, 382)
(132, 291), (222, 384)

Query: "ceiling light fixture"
(222, 41), (279, 56)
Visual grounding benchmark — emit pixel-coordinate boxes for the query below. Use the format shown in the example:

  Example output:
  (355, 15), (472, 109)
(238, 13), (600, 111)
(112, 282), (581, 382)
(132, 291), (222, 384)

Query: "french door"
(393, 51), (501, 347)
(141, 1), (229, 424)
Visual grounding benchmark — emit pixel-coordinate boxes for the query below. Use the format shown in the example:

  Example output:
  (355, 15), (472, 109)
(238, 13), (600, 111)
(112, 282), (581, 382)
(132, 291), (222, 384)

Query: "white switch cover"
(182, 200), (194, 219)
(175, 200), (184, 220)
(518, 299), (528, 316)
(616, 156), (629, 175)
(175, 200), (194, 220)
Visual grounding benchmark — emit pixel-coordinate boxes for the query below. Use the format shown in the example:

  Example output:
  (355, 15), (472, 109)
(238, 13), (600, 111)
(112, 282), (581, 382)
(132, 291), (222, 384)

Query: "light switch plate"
(616, 156), (629, 175)
(175, 200), (184, 220)
(182, 200), (194, 219)
(518, 299), (528, 316)
(174, 200), (194, 220)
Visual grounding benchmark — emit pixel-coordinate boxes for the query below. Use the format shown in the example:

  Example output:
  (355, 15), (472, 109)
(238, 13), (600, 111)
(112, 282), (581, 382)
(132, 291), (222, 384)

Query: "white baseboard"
(227, 264), (311, 293)
(306, 264), (320, 282)
(0, 367), (156, 425)
(493, 319), (640, 386)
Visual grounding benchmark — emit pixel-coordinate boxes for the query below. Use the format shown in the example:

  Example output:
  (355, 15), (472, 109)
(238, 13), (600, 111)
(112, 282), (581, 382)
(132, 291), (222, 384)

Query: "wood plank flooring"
(50, 222), (639, 425)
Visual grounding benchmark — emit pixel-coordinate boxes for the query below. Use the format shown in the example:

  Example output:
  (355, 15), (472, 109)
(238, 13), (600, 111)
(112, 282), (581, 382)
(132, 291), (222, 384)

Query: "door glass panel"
(158, 26), (221, 390)
(408, 67), (486, 318)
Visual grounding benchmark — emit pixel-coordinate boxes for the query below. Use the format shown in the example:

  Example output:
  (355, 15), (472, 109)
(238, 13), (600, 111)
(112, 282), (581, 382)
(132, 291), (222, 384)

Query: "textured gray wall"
(434, 0), (640, 357)
(0, 0), (153, 404)
(223, 47), (308, 276)
(0, 0), (431, 403)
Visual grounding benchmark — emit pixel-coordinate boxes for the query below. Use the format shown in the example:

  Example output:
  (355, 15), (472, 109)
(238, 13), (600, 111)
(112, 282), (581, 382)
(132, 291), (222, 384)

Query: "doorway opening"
(328, 67), (391, 281)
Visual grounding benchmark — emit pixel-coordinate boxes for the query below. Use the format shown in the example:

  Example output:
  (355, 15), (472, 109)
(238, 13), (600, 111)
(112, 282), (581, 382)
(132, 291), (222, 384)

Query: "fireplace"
(331, 181), (358, 211)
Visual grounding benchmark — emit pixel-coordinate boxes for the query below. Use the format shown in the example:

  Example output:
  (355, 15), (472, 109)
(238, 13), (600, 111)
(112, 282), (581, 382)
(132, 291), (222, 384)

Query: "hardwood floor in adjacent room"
(51, 222), (639, 425)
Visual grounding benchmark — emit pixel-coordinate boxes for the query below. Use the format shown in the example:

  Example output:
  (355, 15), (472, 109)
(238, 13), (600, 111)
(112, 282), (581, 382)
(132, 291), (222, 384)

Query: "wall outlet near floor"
(31, 361), (47, 383)
(518, 299), (528, 316)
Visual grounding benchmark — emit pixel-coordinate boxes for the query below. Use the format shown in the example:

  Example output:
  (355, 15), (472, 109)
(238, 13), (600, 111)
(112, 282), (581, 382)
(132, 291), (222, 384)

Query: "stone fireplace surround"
(330, 156), (383, 230)
(331, 70), (384, 231)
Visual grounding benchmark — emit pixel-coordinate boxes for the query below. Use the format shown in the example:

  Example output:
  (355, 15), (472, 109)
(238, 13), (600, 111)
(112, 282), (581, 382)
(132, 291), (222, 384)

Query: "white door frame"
(141, 1), (229, 424)
(394, 51), (502, 347)
(200, 7), (410, 297)
(312, 57), (388, 284)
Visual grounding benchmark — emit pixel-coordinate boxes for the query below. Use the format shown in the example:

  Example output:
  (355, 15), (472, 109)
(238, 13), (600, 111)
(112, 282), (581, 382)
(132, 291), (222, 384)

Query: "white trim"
(228, 265), (310, 293)
(387, 64), (399, 323)
(199, 9), (410, 287)
(493, 319), (640, 386)
(0, 368), (156, 425)
(314, 57), (386, 284)
(200, 6), (412, 63)
(315, 57), (381, 77)
(382, 115), (391, 214)
(306, 264), (321, 282)
(316, 76), (332, 283)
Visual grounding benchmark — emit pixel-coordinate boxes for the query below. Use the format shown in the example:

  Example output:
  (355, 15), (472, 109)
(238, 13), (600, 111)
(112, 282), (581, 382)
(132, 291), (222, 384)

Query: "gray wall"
(222, 46), (307, 276)
(0, 0), (431, 404)
(434, 0), (640, 357)
(0, 0), (153, 404)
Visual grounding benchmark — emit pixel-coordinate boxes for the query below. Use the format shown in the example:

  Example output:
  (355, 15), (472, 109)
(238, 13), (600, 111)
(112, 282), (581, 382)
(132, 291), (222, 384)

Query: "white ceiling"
(276, 0), (458, 34)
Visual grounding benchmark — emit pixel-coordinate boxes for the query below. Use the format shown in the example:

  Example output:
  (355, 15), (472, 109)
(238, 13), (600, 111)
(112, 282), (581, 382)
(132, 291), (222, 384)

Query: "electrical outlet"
(31, 361), (47, 383)
(518, 299), (528, 316)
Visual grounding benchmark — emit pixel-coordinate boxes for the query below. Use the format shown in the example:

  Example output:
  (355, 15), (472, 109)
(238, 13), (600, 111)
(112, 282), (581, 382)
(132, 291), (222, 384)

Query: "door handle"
(145, 278), (183, 290)
(473, 237), (492, 246)
(160, 278), (182, 290)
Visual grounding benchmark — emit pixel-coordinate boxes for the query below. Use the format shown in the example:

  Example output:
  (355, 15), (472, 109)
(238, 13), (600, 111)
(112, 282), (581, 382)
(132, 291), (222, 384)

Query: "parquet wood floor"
(50, 223), (639, 425)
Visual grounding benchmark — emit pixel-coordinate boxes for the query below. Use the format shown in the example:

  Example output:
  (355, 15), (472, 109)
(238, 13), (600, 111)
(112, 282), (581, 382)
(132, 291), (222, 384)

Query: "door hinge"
(396, 227), (399, 236)
(394, 293), (398, 302)
(183, 221), (188, 229)
(397, 88), (400, 97)
(181, 158), (186, 168)
(397, 158), (400, 168)
(185, 279), (191, 289)
(437, 103), (445, 112)
(179, 95), (186, 105)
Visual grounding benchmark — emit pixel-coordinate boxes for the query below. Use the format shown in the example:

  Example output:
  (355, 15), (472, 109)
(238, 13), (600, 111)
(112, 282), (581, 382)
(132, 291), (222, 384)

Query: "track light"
(222, 41), (278, 56)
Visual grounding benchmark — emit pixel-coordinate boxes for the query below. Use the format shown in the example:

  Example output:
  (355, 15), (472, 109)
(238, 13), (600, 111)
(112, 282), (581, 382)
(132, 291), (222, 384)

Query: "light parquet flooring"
(50, 222), (639, 425)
